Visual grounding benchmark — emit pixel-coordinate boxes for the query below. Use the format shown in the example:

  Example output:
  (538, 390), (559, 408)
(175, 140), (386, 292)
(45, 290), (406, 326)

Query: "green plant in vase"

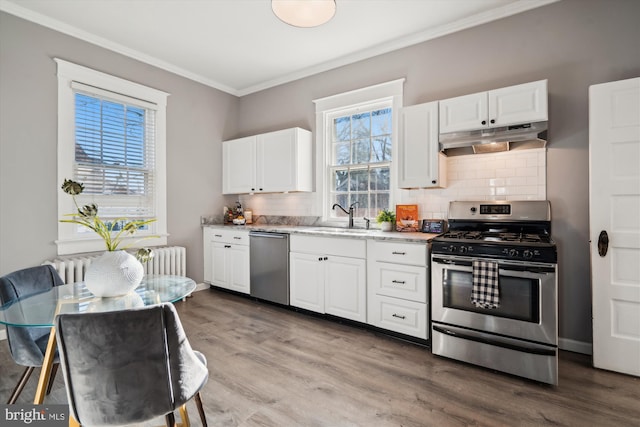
(376, 209), (396, 231)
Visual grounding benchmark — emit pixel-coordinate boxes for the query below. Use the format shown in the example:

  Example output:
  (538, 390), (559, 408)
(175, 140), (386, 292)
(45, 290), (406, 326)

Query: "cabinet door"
(203, 229), (213, 284)
(399, 102), (444, 188)
(489, 80), (548, 127)
(211, 242), (229, 289)
(324, 256), (367, 323)
(223, 136), (256, 194)
(290, 252), (325, 313)
(256, 129), (297, 193)
(439, 92), (488, 133)
(227, 245), (250, 294)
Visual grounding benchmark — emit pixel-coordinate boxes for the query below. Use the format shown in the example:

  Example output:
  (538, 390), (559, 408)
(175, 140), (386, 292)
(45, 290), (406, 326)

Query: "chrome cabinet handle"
(392, 313), (406, 320)
(214, 234), (222, 237)
(392, 280), (406, 284)
(392, 251), (406, 255)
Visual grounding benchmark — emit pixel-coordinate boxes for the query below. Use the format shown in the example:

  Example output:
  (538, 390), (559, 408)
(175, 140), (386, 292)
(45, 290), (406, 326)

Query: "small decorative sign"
(395, 204), (419, 232)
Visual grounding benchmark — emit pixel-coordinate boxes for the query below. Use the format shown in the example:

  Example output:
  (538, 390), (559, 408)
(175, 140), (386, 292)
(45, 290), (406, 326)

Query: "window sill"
(56, 234), (168, 256)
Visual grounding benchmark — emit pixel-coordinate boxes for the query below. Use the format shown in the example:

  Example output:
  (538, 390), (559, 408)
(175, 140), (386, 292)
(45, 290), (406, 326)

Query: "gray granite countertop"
(203, 223), (438, 243)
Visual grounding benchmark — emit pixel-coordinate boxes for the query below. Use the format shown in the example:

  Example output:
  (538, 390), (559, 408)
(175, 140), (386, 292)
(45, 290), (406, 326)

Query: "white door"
(489, 79), (548, 127)
(223, 136), (256, 194)
(211, 242), (229, 289)
(399, 102), (441, 188)
(590, 77), (640, 376)
(324, 256), (367, 322)
(228, 245), (250, 294)
(256, 129), (295, 193)
(439, 91), (488, 133)
(290, 252), (325, 313)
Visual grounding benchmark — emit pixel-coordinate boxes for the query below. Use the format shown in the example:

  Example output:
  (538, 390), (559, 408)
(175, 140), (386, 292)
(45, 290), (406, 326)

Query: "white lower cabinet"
(203, 228), (250, 294)
(367, 240), (429, 339)
(290, 235), (367, 323)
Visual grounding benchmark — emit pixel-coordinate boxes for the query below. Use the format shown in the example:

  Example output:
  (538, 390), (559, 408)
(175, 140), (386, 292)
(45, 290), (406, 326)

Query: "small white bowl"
(232, 218), (246, 225)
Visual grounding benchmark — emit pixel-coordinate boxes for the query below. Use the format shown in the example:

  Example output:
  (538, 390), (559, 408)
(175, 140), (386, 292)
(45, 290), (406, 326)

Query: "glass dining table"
(0, 275), (196, 410)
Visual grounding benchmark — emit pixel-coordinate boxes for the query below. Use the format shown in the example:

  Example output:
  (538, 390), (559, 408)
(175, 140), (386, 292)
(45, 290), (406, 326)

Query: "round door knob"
(481, 120), (487, 125)
(470, 207), (477, 213)
(432, 180), (437, 184)
(490, 119), (496, 124)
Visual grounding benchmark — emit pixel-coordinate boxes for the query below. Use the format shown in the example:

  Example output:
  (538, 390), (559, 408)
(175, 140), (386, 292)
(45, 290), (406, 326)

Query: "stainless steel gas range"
(430, 200), (558, 385)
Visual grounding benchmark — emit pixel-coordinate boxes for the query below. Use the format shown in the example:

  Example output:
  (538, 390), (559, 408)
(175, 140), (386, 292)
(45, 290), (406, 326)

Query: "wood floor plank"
(2, 288), (639, 426)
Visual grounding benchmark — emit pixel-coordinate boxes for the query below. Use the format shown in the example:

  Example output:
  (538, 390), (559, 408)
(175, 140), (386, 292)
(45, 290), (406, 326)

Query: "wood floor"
(2, 288), (639, 427)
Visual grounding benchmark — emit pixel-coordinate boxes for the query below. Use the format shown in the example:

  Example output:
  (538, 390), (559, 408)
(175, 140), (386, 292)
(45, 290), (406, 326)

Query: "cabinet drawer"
(373, 262), (427, 303)
(291, 235), (366, 258)
(368, 241), (427, 266)
(369, 295), (427, 339)
(208, 228), (249, 245)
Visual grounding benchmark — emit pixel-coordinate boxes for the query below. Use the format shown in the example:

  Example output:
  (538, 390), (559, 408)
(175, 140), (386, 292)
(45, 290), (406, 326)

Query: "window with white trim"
(56, 59), (169, 255)
(314, 79), (404, 225)
(327, 103), (392, 219)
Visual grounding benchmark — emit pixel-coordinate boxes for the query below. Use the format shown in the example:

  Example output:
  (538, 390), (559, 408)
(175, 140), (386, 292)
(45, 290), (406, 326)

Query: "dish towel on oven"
(471, 259), (500, 309)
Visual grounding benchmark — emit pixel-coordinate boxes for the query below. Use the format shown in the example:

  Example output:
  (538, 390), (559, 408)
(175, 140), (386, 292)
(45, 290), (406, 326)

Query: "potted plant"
(60, 179), (156, 297)
(376, 209), (396, 232)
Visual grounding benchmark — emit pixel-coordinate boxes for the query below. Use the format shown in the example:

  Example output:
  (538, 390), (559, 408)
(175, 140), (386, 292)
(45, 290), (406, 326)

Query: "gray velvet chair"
(0, 264), (64, 403)
(55, 302), (208, 427)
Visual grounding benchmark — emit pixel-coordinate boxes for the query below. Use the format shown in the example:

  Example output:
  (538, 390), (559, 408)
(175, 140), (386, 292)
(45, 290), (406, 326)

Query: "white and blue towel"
(471, 260), (500, 309)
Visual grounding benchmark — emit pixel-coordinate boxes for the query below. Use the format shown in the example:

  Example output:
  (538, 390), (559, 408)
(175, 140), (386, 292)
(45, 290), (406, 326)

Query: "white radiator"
(43, 246), (186, 284)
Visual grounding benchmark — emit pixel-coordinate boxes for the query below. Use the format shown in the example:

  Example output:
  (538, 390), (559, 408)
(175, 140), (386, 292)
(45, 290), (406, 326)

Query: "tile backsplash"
(238, 148), (546, 221)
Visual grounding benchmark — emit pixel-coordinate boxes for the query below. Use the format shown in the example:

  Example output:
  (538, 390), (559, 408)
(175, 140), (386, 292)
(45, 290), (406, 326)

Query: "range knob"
(459, 246), (468, 254)
(523, 250), (534, 259)
(449, 245), (457, 252)
(508, 249), (519, 258)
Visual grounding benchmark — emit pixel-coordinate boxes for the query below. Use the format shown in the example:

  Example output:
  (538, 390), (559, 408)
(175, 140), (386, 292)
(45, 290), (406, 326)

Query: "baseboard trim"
(194, 282), (208, 292)
(0, 328), (6, 341)
(559, 337), (592, 355)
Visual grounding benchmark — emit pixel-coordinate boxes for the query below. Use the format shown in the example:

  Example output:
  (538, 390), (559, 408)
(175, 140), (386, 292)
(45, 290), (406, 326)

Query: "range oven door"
(431, 254), (557, 346)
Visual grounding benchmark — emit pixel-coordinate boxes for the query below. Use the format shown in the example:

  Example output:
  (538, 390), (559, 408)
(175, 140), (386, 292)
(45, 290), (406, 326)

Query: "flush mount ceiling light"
(272, 0), (336, 28)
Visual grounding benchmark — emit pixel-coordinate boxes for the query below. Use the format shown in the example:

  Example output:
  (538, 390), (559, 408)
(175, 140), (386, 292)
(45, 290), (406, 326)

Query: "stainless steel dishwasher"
(249, 231), (289, 305)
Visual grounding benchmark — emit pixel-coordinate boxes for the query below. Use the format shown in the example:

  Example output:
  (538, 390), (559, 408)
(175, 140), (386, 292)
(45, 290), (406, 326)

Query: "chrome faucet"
(332, 202), (358, 228)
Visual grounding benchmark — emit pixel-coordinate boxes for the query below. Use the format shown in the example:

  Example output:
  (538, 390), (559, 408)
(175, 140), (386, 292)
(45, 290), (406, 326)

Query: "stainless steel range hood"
(439, 121), (548, 155)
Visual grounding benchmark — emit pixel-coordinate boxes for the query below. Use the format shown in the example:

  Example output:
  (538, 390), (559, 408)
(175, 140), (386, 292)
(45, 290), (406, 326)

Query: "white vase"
(84, 250), (144, 297)
(380, 222), (393, 232)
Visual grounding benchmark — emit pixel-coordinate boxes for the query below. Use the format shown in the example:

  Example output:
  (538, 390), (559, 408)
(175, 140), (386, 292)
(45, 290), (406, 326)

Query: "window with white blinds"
(56, 59), (169, 255)
(73, 85), (156, 220)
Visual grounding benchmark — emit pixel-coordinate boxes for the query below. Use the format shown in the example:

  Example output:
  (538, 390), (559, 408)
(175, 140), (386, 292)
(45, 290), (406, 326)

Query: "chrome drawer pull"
(392, 251), (406, 255)
(214, 234), (222, 237)
(234, 236), (242, 239)
(392, 280), (406, 284)
(392, 313), (406, 320)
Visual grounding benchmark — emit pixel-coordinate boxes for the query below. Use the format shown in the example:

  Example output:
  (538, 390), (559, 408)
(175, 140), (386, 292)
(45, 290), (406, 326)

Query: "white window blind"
(72, 82), (157, 220)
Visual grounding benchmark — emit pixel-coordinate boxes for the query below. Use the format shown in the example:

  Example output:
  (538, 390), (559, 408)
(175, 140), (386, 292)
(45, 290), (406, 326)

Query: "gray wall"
(0, 12), (239, 283)
(235, 0), (640, 346)
(2, 0), (639, 347)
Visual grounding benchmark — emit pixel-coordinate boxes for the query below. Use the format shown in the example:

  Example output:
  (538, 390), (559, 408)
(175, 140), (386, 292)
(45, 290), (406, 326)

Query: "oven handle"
(431, 256), (555, 274)
(432, 325), (556, 356)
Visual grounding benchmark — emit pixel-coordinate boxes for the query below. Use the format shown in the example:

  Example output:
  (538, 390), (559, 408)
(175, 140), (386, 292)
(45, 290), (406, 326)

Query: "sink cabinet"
(367, 240), (428, 339)
(290, 235), (367, 323)
(222, 127), (312, 194)
(439, 79), (548, 134)
(203, 228), (250, 294)
(398, 101), (447, 189)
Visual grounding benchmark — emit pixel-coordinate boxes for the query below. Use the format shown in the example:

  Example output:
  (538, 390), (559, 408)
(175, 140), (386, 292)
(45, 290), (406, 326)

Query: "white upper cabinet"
(398, 101), (447, 189)
(222, 127), (312, 194)
(439, 79), (548, 134)
(223, 136), (255, 194)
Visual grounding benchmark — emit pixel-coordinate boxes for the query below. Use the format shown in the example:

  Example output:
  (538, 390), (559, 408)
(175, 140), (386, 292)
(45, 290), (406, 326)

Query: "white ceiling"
(1, 0), (557, 96)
